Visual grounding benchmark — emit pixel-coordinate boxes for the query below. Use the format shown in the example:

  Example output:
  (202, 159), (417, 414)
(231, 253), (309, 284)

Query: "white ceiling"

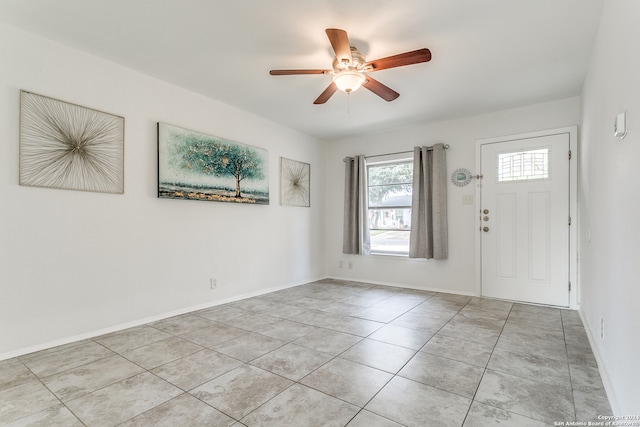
(0, 0), (603, 140)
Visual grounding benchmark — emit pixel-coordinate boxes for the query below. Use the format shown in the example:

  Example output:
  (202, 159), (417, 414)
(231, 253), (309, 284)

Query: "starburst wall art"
(19, 91), (124, 194)
(280, 157), (310, 207)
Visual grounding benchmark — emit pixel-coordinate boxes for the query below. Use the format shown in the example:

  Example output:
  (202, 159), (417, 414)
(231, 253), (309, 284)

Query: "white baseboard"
(0, 277), (322, 361)
(327, 275), (476, 297)
(577, 307), (620, 415)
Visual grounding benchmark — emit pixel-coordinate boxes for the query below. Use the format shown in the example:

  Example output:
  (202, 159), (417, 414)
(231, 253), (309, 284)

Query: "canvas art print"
(280, 157), (310, 207)
(158, 123), (269, 204)
(19, 90), (124, 194)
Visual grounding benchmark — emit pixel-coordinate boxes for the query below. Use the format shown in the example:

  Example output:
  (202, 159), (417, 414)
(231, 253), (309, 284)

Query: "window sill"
(370, 251), (408, 257)
(365, 252), (430, 263)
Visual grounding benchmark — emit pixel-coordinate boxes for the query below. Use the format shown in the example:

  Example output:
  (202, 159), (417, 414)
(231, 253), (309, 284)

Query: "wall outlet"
(348, 262), (353, 270)
(210, 278), (217, 290)
(339, 261), (344, 269)
(600, 318), (605, 340)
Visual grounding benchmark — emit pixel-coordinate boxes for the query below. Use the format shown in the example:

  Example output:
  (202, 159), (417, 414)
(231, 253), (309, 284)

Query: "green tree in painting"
(177, 135), (264, 198)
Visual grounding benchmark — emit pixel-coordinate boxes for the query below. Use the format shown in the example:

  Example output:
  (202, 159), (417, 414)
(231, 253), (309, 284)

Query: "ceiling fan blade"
(313, 82), (338, 104)
(270, 69), (329, 75)
(325, 28), (352, 64)
(362, 76), (400, 102)
(365, 48), (431, 72)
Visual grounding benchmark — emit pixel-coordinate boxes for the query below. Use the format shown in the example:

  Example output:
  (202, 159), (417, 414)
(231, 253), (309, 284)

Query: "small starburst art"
(280, 157), (310, 207)
(19, 91), (124, 194)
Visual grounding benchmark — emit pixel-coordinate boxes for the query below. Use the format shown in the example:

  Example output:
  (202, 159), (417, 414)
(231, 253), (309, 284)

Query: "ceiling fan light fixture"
(332, 70), (366, 93)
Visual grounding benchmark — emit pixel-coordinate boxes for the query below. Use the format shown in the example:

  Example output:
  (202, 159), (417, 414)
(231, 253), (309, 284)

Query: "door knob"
(482, 226), (490, 232)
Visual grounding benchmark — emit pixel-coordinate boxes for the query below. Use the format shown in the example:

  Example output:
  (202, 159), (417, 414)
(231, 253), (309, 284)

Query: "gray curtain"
(343, 155), (371, 255)
(409, 144), (448, 259)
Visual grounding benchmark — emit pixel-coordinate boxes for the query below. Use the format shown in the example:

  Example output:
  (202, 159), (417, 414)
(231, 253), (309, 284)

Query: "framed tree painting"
(280, 157), (310, 207)
(19, 90), (125, 194)
(158, 122), (269, 205)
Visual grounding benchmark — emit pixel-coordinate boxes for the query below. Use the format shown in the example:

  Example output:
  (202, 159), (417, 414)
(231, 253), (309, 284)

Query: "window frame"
(366, 155), (414, 256)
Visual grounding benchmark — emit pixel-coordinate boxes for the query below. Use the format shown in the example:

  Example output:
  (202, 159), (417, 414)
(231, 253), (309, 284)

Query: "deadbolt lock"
(483, 209), (489, 214)
(483, 216), (489, 221)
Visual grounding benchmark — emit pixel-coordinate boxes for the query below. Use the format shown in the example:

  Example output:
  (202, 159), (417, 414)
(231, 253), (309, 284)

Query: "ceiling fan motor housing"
(331, 46), (369, 93)
(332, 47), (368, 72)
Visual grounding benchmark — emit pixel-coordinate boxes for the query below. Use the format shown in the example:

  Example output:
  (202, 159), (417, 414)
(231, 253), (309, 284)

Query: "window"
(367, 159), (413, 255)
(497, 148), (550, 182)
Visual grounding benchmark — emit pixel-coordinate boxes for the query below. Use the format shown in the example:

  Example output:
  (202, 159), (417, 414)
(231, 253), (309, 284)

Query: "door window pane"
(497, 148), (550, 182)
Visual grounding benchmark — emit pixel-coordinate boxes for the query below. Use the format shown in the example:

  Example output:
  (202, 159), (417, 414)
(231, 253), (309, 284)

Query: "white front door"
(479, 131), (571, 306)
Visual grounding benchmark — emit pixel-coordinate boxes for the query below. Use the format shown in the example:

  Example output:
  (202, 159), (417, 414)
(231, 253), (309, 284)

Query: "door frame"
(474, 126), (578, 308)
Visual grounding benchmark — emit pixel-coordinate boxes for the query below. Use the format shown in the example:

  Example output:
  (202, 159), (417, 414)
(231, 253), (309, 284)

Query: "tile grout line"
(2, 281), (605, 426)
(561, 310), (579, 423)
(218, 290), (429, 426)
(459, 299), (513, 427)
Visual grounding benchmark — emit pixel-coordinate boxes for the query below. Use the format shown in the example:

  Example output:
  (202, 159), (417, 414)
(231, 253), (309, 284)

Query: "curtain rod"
(344, 144), (450, 162)
(367, 144), (449, 159)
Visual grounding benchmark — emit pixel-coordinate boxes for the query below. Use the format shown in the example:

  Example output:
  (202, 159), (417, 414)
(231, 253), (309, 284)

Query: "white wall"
(579, 0), (640, 414)
(326, 97), (581, 294)
(0, 23), (327, 359)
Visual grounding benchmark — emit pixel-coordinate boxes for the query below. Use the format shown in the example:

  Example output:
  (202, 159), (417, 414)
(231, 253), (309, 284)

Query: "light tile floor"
(0, 279), (612, 426)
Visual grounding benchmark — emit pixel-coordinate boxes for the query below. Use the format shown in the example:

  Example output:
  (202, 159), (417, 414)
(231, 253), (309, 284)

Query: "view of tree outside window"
(367, 160), (413, 255)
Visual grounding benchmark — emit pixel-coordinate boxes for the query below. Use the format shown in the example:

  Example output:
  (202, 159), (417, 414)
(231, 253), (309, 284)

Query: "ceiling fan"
(269, 28), (431, 104)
